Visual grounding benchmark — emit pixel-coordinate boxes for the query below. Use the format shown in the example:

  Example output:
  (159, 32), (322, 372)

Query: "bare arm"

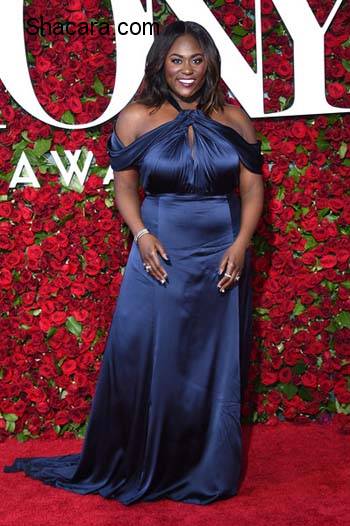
(113, 104), (146, 238)
(227, 107), (264, 249)
(112, 103), (168, 284)
(217, 107), (264, 291)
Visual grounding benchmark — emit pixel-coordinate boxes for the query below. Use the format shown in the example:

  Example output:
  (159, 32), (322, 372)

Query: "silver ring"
(143, 263), (151, 272)
(224, 272), (232, 278)
(235, 274), (241, 281)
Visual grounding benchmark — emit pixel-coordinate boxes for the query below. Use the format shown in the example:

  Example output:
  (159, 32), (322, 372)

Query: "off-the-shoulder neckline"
(112, 109), (262, 150)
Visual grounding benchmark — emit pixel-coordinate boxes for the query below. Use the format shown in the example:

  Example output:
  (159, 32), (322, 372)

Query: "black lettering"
(130, 22), (141, 35)
(65, 22), (75, 35)
(52, 22), (65, 35)
(118, 22), (128, 35)
(98, 22), (110, 35)
(78, 22), (89, 35)
(40, 15), (53, 36)
(143, 22), (154, 36)
(26, 17), (39, 36)
(90, 21), (98, 35)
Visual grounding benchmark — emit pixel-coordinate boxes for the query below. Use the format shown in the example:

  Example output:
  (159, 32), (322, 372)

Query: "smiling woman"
(4, 20), (264, 506)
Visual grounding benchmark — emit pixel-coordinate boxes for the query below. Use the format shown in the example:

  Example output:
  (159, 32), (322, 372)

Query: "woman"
(4, 20), (264, 505)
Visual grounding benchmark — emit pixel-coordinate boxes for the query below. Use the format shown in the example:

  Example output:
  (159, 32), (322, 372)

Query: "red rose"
(0, 269), (12, 288)
(261, 370), (278, 385)
(36, 56), (52, 73)
(320, 254), (337, 268)
(327, 82), (345, 99)
(279, 367), (292, 384)
(61, 359), (77, 375)
(301, 372), (318, 389)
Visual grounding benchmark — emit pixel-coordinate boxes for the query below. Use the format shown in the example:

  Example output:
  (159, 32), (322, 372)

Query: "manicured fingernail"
(164, 254), (169, 260)
(220, 287), (225, 293)
(161, 279), (166, 284)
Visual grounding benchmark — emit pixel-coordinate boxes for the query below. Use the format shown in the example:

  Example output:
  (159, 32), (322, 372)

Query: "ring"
(143, 263), (151, 272)
(235, 274), (241, 281)
(224, 272), (232, 278)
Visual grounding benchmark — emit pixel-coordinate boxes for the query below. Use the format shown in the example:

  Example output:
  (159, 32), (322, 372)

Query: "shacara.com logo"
(25, 15), (160, 36)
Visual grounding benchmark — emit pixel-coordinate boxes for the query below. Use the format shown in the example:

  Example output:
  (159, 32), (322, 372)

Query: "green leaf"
(276, 185), (285, 200)
(46, 327), (57, 338)
(298, 385), (313, 402)
(335, 399), (350, 415)
(21, 130), (31, 142)
(326, 318), (339, 333)
(341, 59), (350, 72)
(55, 144), (65, 157)
(93, 76), (104, 96)
(319, 207), (330, 217)
(232, 25), (248, 37)
(334, 311), (350, 329)
(16, 430), (31, 442)
(34, 138), (52, 157)
(3, 413), (18, 422)
(279, 383), (298, 400)
(342, 281), (350, 289)
(60, 175), (84, 194)
(293, 299), (305, 316)
(66, 316), (82, 337)
(212, 0), (225, 6)
(38, 165), (48, 174)
(260, 136), (271, 152)
(12, 139), (29, 151)
(292, 361), (307, 375)
(316, 131), (330, 151)
(255, 307), (270, 315)
(327, 114), (340, 125)
(6, 421), (16, 432)
(338, 141), (347, 159)
(303, 234), (317, 251)
(61, 110), (75, 124)
(286, 221), (298, 233)
(105, 197), (114, 208)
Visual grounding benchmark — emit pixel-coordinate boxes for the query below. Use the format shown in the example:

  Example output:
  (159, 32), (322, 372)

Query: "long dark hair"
(136, 20), (226, 115)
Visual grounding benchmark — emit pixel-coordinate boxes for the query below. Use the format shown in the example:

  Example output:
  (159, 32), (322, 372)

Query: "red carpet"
(1, 421), (349, 526)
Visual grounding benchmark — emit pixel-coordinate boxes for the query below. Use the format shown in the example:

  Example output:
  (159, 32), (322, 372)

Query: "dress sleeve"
(107, 131), (143, 172)
(236, 139), (264, 175)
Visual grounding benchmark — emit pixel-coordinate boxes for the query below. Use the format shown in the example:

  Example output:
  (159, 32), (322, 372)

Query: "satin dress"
(4, 93), (264, 505)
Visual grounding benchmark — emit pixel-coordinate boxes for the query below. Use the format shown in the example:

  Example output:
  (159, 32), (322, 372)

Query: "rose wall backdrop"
(0, 0), (349, 442)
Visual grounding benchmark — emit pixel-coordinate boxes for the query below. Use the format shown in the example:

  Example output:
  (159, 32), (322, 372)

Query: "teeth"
(178, 79), (195, 85)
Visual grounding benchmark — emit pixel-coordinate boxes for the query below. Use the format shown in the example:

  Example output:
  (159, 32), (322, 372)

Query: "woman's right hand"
(137, 233), (169, 284)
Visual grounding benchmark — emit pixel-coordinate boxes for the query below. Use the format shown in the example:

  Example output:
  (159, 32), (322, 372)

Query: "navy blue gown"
(4, 94), (264, 505)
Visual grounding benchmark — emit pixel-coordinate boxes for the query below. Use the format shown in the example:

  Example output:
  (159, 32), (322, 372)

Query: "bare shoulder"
(113, 102), (151, 137)
(221, 103), (258, 143)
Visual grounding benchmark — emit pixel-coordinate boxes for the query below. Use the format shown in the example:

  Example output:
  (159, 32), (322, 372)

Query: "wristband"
(134, 228), (150, 244)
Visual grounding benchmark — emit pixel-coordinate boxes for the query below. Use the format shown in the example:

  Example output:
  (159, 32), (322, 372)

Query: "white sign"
(0, 0), (348, 131)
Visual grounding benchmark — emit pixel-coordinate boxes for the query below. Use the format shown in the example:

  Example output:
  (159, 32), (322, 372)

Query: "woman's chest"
(138, 128), (241, 194)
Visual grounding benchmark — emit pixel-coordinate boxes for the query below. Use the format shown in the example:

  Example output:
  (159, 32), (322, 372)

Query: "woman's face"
(164, 34), (208, 100)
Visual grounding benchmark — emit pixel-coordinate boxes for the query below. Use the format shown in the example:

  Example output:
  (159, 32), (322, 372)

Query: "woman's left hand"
(217, 239), (247, 293)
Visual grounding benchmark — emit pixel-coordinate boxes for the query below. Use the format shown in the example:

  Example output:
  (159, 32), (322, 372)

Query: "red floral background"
(0, 0), (349, 441)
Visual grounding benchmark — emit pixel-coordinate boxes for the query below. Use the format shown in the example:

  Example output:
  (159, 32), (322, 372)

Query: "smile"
(177, 79), (196, 86)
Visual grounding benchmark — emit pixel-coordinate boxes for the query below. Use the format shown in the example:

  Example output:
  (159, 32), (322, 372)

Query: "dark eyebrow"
(169, 53), (204, 58)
